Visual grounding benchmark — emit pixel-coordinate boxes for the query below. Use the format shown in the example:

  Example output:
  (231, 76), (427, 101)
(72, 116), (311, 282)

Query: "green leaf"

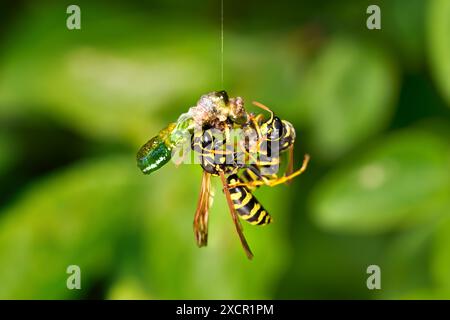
(384, 0), (426, 68)
(381, 225), (435, 298)
(397, 288), (450, 299)
(300, 37), (398, 159)
(310, 129), (450, 234)
(431, 215), (450, 289)
(107, 276), (153, 300)
(0, 156), (142, 298)
(428, 0), (450, 107)
(0, 131), (18, 177)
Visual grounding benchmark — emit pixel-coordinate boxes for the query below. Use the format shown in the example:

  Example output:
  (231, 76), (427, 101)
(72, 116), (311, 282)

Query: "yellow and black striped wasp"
(137, 91), (309, 259)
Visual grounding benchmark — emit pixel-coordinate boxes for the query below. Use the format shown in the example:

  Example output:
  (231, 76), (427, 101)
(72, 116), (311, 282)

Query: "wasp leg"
(253, 113), (265, 124)
(249, 115), (263, 140)
(241, 165), (276, 189)
(219, 170), (254, 260)
(238, 139), (259, 167)
(242, 118), (271, 164)
(249, 102), (275, 153)
(230, 154), (310, 189)
(193, 171), (212, 247)
(250, 106), (272, 149)
(284, 144), (295, 185)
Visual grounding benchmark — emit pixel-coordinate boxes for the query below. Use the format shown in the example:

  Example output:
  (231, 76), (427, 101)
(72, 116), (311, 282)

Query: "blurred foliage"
(311, 129), (450, 233)
(428, 0), (450, 107)
(0, 0), (449, 299)
(299, 37), (397, 159)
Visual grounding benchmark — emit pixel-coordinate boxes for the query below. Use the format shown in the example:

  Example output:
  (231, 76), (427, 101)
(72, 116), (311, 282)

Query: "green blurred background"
(0, 0), (449, 299)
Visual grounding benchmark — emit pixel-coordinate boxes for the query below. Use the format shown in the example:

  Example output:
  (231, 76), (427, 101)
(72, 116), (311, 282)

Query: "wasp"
(137, 91), (309, 259)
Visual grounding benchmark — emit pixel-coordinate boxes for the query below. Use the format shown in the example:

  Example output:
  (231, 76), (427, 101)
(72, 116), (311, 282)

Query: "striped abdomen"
(227, 174), (272, 226)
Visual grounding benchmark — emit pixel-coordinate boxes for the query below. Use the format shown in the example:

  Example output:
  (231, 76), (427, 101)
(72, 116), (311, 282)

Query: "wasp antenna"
(252, 101), (274, 122)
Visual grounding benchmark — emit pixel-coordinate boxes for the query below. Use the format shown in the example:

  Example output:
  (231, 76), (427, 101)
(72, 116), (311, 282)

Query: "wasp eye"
(274, 117), (283, 132)
(270, 117), (284, 138)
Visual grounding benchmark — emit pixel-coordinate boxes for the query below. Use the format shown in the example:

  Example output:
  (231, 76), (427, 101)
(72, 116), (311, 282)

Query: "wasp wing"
(219, 171), (254, 260)
(193, 170), (212, 247)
